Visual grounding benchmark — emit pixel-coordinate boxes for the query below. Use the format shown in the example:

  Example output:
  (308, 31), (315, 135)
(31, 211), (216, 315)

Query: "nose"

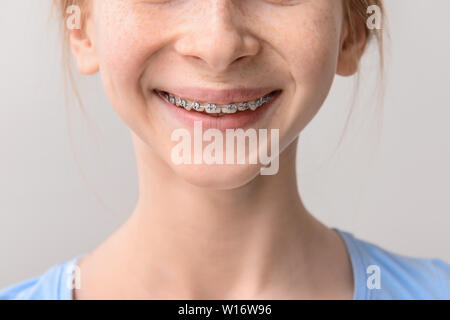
(173, 0), (261, 73)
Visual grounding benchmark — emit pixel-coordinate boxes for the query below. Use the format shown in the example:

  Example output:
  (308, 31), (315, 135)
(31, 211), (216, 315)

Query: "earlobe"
(69, 25), (99, 75)
(336, 17), (368, 77)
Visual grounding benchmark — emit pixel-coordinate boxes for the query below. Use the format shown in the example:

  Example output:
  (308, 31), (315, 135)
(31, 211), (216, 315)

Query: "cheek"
(270, 7), (342, 143)
(96, 8), (160, 84)
(93, 5), (165, 131)
(286, 13), (341, 88)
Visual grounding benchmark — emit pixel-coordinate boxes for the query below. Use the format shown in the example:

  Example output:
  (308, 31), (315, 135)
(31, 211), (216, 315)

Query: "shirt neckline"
(332, 228), (368, 300)
(60, 229), (367, 300)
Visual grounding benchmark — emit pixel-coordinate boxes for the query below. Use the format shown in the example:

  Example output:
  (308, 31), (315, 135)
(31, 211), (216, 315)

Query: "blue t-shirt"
(1, 228), (449, 300)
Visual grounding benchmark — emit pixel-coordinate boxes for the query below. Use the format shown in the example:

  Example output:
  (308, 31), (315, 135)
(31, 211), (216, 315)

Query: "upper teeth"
(161, 91), (275, 115)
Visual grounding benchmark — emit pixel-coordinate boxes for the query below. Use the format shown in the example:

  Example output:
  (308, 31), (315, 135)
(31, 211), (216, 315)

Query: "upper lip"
(155, 87), (280, 105)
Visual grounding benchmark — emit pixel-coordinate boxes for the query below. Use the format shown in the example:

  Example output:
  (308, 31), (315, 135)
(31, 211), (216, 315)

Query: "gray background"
(1, 0), (449, 287)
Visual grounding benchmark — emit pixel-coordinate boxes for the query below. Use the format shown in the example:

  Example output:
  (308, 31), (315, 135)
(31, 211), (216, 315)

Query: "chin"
(170, 163), (263, 190)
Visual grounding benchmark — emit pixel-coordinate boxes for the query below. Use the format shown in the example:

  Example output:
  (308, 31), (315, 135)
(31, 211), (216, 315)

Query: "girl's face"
(76, 0), (348, 189)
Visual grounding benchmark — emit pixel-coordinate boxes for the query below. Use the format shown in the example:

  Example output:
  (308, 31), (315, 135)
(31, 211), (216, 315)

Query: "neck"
(101, 134), (325, 299)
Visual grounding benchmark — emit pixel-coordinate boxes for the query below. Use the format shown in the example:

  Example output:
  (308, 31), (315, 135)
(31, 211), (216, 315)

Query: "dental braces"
(163, 91), (275, 114)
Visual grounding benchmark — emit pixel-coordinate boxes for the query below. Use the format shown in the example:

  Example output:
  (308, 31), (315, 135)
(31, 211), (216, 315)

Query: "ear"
(336, 14), (368, 77)
(68, 19), (99, 75)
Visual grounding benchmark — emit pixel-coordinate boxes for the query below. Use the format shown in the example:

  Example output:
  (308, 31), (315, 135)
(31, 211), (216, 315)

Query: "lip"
(155, 87), (279, 105)
(154, 89), (282, 130)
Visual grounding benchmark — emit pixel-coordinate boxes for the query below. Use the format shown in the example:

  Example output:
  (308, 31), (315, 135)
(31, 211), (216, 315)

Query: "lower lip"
(154, 89), (282, 130)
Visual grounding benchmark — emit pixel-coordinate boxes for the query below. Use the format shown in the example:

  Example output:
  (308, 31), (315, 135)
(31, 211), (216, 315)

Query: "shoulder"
(0, 255), (83, 300)
(334, 228), (450, 299)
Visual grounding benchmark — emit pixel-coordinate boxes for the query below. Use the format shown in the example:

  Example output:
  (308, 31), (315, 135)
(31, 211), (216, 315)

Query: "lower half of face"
(94, 0), (343, 189)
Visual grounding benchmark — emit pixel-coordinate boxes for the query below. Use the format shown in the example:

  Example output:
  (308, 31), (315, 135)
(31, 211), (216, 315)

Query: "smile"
(155, 89), (279, 117)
